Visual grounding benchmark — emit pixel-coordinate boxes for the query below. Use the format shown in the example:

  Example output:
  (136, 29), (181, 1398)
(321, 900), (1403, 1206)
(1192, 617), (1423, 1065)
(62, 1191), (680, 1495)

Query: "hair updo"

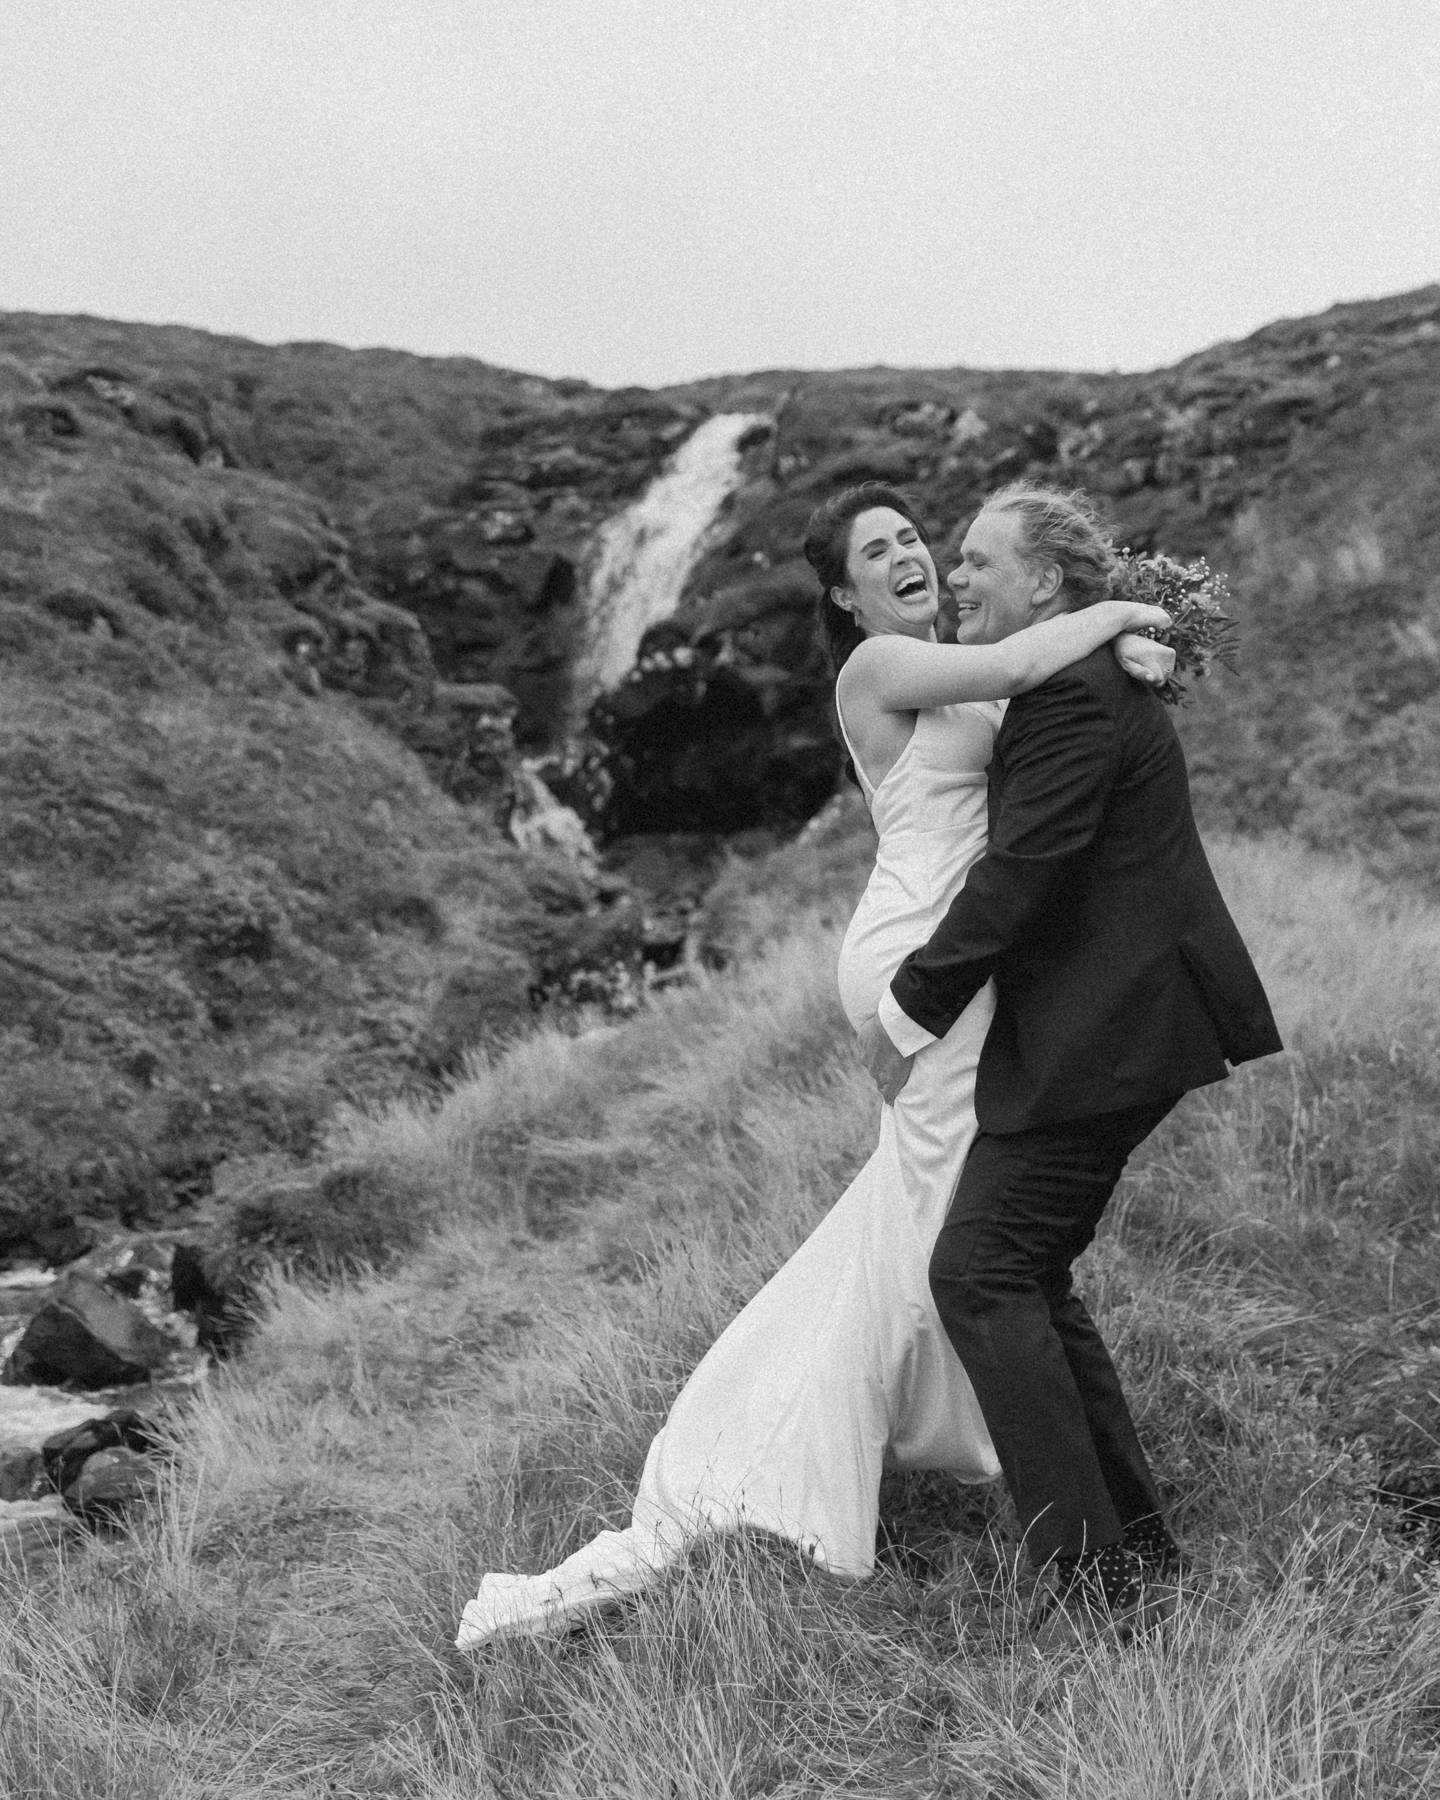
(983, 479), (1119, 609)
(803, 481), (930, 677)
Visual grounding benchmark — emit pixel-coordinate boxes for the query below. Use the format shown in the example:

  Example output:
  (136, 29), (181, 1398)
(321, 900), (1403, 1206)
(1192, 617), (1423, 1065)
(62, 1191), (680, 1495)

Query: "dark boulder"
(170, 1239), (251, 1356)
(592, 656), (842, 835)
(0, 1442), (44, 1501)
(3, 1275), (174, 1387)
(5, 1211), (98, 1268)
(63, 1447), (160, 1524)
(41, 1407), (164, 1494)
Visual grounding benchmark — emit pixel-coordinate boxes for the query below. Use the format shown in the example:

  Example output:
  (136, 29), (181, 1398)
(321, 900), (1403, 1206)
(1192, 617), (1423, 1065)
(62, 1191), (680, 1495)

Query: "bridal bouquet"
(1115, 550), (1240, 706)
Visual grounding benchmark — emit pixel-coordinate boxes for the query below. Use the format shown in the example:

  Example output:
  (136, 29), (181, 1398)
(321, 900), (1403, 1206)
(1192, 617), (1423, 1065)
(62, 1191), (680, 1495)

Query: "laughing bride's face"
(833, 506), (940, 640)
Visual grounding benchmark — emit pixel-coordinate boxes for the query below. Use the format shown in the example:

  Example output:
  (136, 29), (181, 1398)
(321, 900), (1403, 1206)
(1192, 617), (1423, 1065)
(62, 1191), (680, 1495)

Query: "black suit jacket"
(888, 648), (1282, 1134)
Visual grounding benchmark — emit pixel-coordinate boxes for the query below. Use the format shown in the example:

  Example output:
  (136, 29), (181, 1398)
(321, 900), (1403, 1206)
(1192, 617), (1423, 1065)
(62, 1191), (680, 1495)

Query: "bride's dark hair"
(803, 482), (931, 677)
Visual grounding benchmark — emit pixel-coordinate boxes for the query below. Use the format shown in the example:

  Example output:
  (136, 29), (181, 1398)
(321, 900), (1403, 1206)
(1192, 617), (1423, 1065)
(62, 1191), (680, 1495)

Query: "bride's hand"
(857, 1015), (915, 1104)
(1113, 632), (1176, 687)
(1121, 602), (1174, 636)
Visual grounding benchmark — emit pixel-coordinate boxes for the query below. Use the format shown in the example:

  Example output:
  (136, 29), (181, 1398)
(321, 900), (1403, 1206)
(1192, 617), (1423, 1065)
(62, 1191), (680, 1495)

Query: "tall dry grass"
(3, 833), (1439, 1797)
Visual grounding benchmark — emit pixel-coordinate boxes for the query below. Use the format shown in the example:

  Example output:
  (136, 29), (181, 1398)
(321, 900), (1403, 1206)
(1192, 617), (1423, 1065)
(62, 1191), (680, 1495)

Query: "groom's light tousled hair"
(983, 480), (1119, 610)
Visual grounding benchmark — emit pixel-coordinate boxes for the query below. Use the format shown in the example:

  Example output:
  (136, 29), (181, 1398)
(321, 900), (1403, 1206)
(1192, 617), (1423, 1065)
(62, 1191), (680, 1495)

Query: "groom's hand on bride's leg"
(857, 1016), (915, 1105)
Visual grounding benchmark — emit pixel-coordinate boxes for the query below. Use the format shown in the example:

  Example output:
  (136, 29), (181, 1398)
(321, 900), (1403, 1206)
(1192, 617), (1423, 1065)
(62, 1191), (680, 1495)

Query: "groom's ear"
(1031, 561), (1064, 608)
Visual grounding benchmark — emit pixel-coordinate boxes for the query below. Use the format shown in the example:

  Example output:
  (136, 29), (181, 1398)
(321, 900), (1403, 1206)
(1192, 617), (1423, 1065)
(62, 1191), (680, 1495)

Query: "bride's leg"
(883, 985), (1000, 1479)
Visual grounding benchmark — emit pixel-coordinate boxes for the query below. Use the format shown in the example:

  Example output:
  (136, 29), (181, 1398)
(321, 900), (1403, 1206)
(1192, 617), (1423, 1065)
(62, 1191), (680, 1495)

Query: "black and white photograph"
(1, 2), (1438, 1793)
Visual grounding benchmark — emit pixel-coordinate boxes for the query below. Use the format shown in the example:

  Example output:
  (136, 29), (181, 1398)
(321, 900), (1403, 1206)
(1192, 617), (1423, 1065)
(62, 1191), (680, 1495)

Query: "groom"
(859, 481), (1281, 1622)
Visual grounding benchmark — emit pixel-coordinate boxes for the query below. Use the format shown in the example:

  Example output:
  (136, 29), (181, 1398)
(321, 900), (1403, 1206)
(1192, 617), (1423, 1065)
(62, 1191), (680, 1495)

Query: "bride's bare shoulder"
(835, 641), (885, 712)
(838, 634), (927, 705)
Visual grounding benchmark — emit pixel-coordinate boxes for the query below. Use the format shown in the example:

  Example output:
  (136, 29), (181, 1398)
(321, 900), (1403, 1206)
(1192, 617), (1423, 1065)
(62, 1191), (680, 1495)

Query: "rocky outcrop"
(3, 1273), (183, 1387)
(603, 288), (1440, 872)
(591, 639), (839, 834)
(348, 394), (706, 735)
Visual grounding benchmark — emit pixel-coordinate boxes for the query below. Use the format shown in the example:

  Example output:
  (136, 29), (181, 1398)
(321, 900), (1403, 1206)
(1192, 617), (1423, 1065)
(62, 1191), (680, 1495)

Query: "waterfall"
(570, 411), (769, 717)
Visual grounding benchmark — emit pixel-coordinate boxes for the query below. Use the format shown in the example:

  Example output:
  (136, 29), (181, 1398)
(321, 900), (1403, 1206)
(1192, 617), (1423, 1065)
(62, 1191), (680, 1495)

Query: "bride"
(456, 481), (1173, 1648)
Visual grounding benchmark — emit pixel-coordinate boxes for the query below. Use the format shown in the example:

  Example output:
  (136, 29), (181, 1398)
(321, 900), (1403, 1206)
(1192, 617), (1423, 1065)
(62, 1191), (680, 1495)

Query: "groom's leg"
(928, 1098), (1175, 1567)
(1043, 1269), (1164, 1528)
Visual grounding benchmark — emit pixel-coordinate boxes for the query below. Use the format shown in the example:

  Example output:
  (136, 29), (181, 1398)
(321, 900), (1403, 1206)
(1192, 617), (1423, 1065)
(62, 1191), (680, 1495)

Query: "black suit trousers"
(928, 1097), (1178, 1565)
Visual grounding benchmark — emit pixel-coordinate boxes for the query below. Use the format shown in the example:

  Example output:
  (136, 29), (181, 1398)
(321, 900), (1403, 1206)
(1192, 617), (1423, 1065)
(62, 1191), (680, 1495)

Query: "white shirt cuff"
(877, 987), (939, 1058)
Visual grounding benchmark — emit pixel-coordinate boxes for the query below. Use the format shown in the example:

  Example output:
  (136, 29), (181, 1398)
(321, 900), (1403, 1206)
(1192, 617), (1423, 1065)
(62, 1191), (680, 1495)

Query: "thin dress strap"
(833, 685), (876, 804)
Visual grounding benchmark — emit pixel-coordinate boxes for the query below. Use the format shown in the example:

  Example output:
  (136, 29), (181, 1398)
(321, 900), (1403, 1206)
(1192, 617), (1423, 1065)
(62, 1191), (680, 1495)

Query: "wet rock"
(0, 1442), (44, 1501)
(889, 401), (953, 437)
(63, 1447), (160, 1524)
(950, 407), (990, 445)
(170, 1239), (250, 1356)
(592, 655), (841, 834)
(2, 1274), (174, 1388)
(49, 1235), (203, 1364)
(526, 737), (614, 833)
(507, 765), (600, 871)
(41, 1408), (165, 1494)
(639, 910), (691, 974)
(0, 1210), (96, 1269)
(103, 1238), (169, 1299)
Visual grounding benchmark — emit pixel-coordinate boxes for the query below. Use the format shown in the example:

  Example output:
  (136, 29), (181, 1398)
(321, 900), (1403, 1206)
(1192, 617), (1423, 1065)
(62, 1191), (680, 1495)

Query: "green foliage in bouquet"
(1116, 550), (1241, 706)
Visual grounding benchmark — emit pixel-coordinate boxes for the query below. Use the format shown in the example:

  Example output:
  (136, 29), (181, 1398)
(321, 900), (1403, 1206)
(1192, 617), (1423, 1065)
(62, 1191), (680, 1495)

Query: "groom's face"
(947, 508), (1050, 643)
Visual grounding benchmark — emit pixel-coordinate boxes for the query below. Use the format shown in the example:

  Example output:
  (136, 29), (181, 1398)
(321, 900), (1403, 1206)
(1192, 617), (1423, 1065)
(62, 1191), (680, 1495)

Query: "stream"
(1, 1249), (206, 1558)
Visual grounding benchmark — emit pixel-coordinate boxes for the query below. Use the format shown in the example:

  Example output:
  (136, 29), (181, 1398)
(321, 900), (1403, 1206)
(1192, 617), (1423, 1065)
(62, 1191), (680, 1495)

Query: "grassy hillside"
(0, 322), (652, 1256)
(3, 829), (1437, 1795)
(0, 312), (697, 729)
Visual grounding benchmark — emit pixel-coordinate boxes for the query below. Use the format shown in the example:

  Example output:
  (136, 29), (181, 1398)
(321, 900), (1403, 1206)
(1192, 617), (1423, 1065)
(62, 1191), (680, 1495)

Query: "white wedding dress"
(456, 699), (1004, 1649)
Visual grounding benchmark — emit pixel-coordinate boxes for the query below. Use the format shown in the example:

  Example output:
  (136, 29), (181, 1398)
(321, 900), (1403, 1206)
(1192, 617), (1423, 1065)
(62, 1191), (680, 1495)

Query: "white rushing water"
(570, 411), (770, 716)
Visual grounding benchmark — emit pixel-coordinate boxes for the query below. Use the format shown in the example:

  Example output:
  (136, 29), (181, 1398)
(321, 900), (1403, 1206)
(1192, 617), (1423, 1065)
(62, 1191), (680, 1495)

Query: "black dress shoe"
(1059, 1542), (1145, 1614)
(1122, 1513), (1188, 1580)
(1030, 1542), (1147, 1640)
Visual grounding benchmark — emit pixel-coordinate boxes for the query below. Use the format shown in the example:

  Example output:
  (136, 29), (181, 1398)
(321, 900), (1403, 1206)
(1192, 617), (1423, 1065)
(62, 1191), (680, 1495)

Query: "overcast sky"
(3, 1), (1437, 388)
